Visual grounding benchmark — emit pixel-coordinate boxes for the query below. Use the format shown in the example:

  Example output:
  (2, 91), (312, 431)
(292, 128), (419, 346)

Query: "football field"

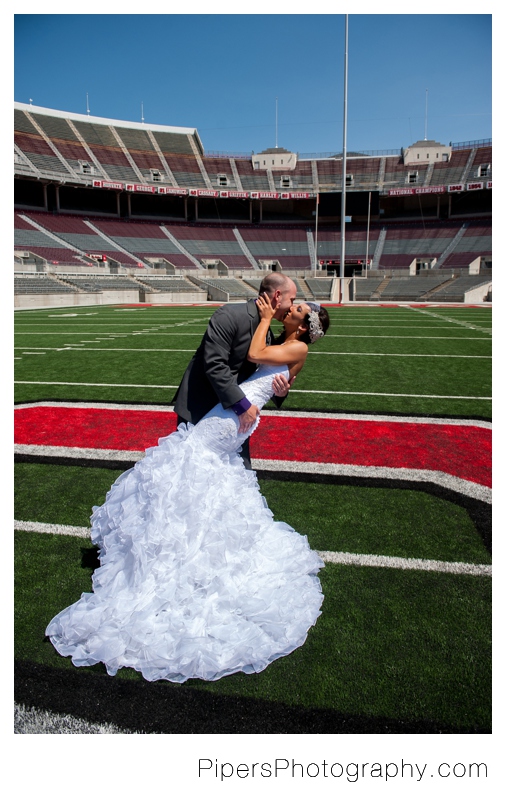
(14, 303), (492, 733)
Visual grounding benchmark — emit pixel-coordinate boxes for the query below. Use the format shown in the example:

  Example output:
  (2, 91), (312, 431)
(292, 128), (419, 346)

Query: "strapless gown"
(46, 365), (324, 683)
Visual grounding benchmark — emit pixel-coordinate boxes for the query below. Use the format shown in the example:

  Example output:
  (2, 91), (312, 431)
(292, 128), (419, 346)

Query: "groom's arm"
(202, 305), (252, 410)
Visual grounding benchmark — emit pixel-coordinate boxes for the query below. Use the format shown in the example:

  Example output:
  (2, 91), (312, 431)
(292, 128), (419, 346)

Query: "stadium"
(14, 101), (491, 734)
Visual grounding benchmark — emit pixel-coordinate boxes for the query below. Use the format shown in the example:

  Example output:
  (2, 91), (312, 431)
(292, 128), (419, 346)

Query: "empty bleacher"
(354, 277), (385, 301)
(61, 275), (143, 293)
(378, 222), (458, 269)
(238, 226), (311, 269)
(14, 274), (75, 294)
(15, 212), (86, 265)
(137, 276), (200, 293)
(242, 278), (314, 301)
(189, 277), (257, 298)
(91, 219), (196, 267)
(305, 278), (333, 300)
(20, 212), (141, 266)
(429, 276), (491, 302)
(163, 225), (251, 269)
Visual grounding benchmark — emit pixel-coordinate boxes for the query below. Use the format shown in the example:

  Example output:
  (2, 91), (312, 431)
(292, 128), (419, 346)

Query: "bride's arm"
(248, 294), (308, 366)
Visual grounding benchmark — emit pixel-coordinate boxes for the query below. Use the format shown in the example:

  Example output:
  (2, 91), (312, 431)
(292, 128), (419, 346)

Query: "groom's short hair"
(258, 273), (292, 297)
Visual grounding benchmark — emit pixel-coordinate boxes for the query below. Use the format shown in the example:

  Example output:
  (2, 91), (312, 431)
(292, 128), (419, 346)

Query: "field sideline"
(14, 302), (491, 734)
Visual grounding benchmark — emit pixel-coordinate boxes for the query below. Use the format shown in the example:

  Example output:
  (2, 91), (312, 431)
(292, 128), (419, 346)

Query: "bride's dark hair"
(298, 306), (330, 345)
(275, 306), (330, 345)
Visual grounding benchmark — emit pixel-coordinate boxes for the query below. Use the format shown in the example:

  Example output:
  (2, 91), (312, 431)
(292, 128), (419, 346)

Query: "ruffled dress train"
(46, 365), (324, 683)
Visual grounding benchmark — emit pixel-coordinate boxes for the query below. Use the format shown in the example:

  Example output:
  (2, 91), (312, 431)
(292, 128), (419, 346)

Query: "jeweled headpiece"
(308, 310), (325, 343)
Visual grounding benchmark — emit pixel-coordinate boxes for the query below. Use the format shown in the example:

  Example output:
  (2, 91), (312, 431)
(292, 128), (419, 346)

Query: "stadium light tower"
(86, 93), (90, 116)
(339, 14), (349, 293)
(424, 88), (428, 140)
(275, 97), (278, 149)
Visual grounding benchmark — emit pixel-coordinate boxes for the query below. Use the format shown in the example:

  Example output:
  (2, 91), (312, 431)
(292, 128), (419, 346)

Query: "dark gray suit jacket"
(173, 299), (281, 424)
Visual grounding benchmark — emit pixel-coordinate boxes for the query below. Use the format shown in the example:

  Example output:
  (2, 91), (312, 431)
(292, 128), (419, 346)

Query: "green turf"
(14, 463), (491, 566)
(15, 531), (491, 728)
(15, 305), (492, 417)
(14, 303), (492, 731)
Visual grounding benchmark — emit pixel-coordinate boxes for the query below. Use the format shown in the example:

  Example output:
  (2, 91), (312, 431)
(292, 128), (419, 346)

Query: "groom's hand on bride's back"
(238, 404), (260, 434)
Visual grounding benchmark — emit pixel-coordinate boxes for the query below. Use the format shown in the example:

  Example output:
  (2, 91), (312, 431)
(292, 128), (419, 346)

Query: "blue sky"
(14, 12), (492, 156)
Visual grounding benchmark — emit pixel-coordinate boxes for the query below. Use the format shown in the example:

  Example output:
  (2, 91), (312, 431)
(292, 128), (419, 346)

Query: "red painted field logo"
(14, 405), (491, 489)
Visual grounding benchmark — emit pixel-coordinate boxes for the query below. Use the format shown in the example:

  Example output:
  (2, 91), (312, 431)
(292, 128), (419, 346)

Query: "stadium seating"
(354, 277), (385, 300)
(90, 220), (196, 267)
(238, 226), (311, 269)
(305, 278), (333, 299)
(14, 274), (76, 294)
(188, 277), (257, 299)
(136, 277), (198, 293)
(57, 275), (143, 293)
(14, 104), (492, 196)
(428, 276), (491, 302)
(19, 212), (142, 266)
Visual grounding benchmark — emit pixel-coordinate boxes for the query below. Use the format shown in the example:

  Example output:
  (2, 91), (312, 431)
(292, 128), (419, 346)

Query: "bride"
(46, 295), (330, 683)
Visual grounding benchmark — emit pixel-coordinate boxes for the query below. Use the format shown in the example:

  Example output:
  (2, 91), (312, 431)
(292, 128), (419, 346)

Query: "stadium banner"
(388, 188), (416, 196)
(189, 189), (220, 197)
(448, 184), (465, 193)
(414, 185), (446, 195)
(280, 192), (316, 200)
(219, 191), (250, 199)
(125, 184), (157, 193)
(467, 181), (484, 191)
(92, 180), (124, 190)
(250, 192), (279, 199)
(157, 187), (188, 195)
(487, 180), (492, 189)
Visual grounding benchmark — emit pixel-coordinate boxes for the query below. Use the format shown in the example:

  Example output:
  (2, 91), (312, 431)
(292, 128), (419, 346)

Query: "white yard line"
(13, 381), (491, 399)
(411, 307), (491, 334)
(14, 520), (491, 576)
(13, 346), (490, 359)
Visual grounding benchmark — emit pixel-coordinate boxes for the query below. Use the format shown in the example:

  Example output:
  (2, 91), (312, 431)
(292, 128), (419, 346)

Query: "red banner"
(189, 189), (220, 197)
(280, 192), (315, 200)
(158, 187), (188, 195)
(125, 184), (157, 193)
(219, 191), (250, 199)
(92, 180), (124, 190)
(250, 192), (279, 199)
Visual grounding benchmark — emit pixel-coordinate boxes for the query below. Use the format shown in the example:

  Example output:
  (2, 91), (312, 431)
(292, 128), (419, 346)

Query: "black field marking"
(13, 453), (491, 555)
(14, 660), (490, 734)
(254, 470), (492, 556)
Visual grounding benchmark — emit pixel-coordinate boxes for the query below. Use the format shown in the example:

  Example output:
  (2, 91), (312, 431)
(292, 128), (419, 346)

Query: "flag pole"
(365, 190), (371, 274)
(314, 193), (319, 276)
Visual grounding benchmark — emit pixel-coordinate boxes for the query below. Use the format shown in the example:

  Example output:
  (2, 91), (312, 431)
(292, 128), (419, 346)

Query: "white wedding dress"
(46, 365), (324, 683)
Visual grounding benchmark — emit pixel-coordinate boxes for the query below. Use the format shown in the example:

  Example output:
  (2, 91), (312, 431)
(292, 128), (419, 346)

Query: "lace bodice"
(188, 364), (290, 454)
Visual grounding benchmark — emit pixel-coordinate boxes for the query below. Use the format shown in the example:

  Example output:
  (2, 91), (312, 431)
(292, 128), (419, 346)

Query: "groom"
(172, 273), (297, 468)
